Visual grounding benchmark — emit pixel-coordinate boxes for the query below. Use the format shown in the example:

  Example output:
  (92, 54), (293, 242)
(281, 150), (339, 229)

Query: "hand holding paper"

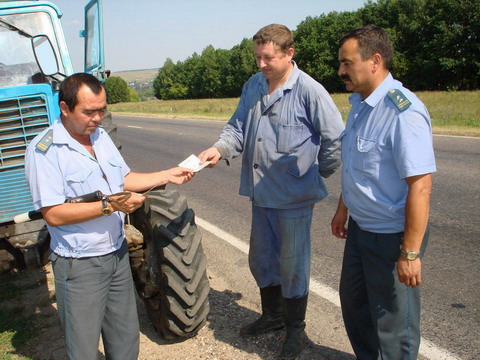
(178, 154), (212, 172)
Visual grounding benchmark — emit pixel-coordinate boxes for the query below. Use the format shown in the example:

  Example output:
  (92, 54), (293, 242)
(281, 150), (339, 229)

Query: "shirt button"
(257, 138), (262, 142)
(253, 164), (259, 169)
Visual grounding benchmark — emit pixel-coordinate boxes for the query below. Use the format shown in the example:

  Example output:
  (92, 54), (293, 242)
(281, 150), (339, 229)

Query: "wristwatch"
(100, 197), (112, 216)
(400, 249), (419, 261)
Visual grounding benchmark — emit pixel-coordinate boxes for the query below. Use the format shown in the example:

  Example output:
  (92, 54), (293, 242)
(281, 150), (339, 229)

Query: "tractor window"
(84, 1), (101, 72)
(0, 11), (64, 87)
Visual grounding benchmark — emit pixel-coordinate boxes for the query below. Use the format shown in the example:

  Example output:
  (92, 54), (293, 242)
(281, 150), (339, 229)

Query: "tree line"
(151, 0), (478, 100)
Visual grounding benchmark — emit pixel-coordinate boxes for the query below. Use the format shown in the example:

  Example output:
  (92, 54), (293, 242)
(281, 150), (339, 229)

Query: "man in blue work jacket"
(199, 24), (344, 359)
(25, 73), (194, 359)
(331, 25), (436, 359)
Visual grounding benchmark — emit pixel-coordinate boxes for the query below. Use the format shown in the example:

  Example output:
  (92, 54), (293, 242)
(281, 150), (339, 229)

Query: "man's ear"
(371, 53), (382, 73)
(59, 101), (70, 117)
(287, 47), (295, 59)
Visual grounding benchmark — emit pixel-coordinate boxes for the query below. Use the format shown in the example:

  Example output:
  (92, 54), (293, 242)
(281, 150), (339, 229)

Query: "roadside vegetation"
(110, 0), (478, 137)
(150, 0), (478, 100)
(0, 269), (56, 359)
(108, 90), (480, 137)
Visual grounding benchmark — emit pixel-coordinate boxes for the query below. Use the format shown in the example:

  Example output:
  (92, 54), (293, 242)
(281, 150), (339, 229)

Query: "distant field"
(109, 90), (480, 137)
(112, 69), (158, 84)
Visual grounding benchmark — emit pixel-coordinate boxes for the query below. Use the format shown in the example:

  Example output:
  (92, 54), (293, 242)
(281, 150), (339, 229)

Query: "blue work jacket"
(214, 62), (344, 209)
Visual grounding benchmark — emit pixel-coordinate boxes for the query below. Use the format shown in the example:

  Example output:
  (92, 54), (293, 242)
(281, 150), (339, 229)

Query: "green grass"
(0, 308), (34, 360)
(109, 90), (480, 137)
(0, 274), (34, 360)
(0, 271), (53, 360)
(109, 97), (240, 120)
(415, 91), (480, 136)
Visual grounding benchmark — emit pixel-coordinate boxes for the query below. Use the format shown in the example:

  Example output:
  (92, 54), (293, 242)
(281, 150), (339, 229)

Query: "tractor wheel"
(102, 111), (122, 150)
(128, 189), (210, 339)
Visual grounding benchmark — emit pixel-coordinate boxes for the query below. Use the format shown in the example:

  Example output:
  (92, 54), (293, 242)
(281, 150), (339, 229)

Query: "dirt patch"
(3, 263), (350, 360)
(1, 264), (283, 360)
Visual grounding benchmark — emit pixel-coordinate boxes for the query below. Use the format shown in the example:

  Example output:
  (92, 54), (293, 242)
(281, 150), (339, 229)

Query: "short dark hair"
(253, 24), (294, 53)
(59, 73), (104, 111)
(339, 25), (393, 70)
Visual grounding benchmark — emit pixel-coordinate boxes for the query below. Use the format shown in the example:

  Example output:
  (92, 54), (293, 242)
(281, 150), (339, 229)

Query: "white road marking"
(433, 134), (479, 140)
(195, 216), (463, 360)
(127, 125), (143, 129)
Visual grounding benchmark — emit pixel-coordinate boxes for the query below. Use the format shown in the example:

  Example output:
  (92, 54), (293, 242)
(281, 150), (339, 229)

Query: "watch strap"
(400, 249), (419, 260)
(101, 197), (112, 216)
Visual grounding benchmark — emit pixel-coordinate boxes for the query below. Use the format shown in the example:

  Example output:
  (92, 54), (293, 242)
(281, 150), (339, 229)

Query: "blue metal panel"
(0, 168), (34, 223)
(0, 84), (56, 222)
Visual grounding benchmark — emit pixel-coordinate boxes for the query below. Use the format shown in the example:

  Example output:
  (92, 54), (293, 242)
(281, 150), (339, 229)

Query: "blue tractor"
(0, 0), (209, 339)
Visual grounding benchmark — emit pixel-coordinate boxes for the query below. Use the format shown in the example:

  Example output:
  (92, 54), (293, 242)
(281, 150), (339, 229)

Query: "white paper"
(178, 154), (212, 172)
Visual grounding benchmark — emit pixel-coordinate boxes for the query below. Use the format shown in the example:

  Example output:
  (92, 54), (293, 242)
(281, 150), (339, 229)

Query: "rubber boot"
(278, 294), (308, 360)
(240, 285), (285, 336)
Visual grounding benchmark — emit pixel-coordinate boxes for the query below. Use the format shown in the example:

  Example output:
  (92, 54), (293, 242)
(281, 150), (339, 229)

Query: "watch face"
(407, 253), (418, 260)
(101, 197), (111, 216)
(401, 250), (419, 260)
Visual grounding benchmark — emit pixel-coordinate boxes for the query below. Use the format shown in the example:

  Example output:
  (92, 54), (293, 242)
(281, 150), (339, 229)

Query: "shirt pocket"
(277, 123), (303, 154)
(104, 156), (125, 191)
(65, 167), (94, 196)
(352, 136), (378, 175)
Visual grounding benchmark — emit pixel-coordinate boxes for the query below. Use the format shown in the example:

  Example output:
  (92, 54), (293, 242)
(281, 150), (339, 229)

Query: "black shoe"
(240, 285), (285, 337)
(278, 294), (308, 359)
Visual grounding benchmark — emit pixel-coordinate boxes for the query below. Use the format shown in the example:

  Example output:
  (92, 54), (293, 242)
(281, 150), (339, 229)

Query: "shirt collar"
(348, 73), (394, 107)
(364, 73), (394, 107)
(283, 61), (300, 90)
(51, 117), (72, 145)
(260, 61), (300, 94)
(51, 116), (100, 147)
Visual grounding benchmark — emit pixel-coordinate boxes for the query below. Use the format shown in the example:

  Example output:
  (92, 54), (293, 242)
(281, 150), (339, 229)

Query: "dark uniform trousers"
(340, 217), (429, 360)
(51, 240), (139, 360)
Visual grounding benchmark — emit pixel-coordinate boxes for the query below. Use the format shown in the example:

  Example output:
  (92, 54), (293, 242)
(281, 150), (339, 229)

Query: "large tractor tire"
(101, 111), (122, 150)
(128, 189), (210, 339)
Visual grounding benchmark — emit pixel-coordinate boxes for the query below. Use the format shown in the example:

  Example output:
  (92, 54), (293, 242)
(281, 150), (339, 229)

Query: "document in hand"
(178, 154), (212, 172)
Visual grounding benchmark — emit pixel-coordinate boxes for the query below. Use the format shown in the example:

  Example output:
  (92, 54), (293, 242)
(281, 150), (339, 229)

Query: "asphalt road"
(112, 114), (480, 360)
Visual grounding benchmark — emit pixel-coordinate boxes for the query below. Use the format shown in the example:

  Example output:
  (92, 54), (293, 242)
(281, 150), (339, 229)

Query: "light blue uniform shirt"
(214, 62), (345, 209)
(341, 74), (436, 233)
(25, 118), (130, 258)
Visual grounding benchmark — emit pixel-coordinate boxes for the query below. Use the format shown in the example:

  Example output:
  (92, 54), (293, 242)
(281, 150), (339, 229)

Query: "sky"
(52, 0), (367, 73)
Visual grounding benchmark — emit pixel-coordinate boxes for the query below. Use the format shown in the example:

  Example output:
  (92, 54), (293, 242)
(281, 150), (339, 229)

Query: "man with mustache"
(199, 24), (344, 359)
(25, 73), (193, 359)
(332, 25), (436, 359)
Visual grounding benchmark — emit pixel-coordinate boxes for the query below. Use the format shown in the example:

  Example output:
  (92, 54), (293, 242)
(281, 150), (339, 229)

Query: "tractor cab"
(0, 0), (104, 267)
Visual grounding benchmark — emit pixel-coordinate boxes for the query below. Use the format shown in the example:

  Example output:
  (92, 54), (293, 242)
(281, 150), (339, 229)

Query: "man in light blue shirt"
(199, 24), (344, 359)
(25, 73), (193, 360)
(331, 25), (436, 359)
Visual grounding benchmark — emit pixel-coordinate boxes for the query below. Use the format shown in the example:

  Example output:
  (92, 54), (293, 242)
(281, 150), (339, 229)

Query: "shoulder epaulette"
(35, 129), (54, 152)
(387, 89), (411, 112)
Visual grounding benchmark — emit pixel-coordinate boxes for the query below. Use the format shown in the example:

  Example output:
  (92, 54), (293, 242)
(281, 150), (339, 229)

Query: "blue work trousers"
(340, 217), (429, 360)
(50, 240), (139, 360)
(249, 204), (313, 299)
